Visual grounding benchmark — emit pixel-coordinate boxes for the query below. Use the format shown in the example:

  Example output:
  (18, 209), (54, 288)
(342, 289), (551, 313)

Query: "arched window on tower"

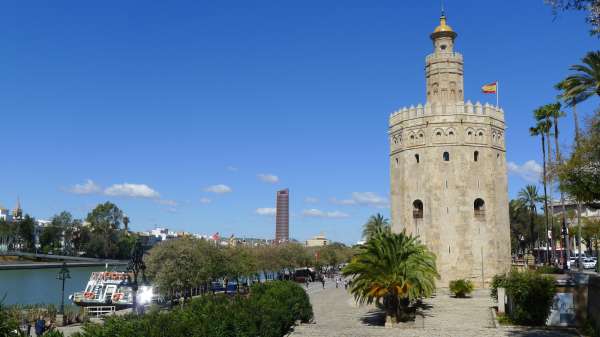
(474, 198), (485, 218)
(443, 152), (450, 161)
(474, 151), (479, 162)
(413, 200), (423, 219)
(415, 154), (420, 163)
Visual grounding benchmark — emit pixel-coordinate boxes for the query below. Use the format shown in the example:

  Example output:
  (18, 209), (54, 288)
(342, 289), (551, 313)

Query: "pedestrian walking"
(305, 277), (309, 289)
(335, 277), (339, 288)
(320, 276), (325, 289)
(34, 316), (45, 337)
(344, 280), (348, 290)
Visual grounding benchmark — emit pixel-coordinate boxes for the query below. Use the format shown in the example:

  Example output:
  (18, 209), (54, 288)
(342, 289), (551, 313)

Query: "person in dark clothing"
(320, 276), (325, 289)
(35, 316), (45, 336)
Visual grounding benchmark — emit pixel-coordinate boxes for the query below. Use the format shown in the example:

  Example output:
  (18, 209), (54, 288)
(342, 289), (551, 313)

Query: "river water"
(0, 266), (124, 306)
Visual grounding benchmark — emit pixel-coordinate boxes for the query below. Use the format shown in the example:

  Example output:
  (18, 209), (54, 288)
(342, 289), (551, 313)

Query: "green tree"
(518, 185), (542, 251)
(509, 199), (530, 255)
(559, 114), (600, 202)
(16, 215), (36, 252)
(86, 202), (124, 258)
(361, 213), (391, 240)
(39, 225), (62, 253)
(146, 238), (223, 301)
(342, 230), (438, 324)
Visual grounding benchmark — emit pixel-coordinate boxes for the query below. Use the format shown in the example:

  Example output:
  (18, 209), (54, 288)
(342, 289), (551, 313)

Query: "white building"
(306, 233), (329, 247)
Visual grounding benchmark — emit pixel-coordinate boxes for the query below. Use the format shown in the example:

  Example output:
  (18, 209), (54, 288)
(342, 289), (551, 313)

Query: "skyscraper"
(275, 189), (289, 243)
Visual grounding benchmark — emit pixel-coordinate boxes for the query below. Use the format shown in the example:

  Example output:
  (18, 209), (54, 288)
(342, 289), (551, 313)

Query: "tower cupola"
(425, 12), (464, 104)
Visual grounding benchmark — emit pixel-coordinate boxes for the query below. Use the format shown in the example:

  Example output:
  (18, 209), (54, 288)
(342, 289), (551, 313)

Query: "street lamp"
(127, 239), (146, 314)
(57, 262), (71, 314)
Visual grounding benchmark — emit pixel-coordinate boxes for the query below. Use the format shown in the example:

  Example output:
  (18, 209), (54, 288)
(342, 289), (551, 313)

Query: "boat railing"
(85, 306), (116, 318)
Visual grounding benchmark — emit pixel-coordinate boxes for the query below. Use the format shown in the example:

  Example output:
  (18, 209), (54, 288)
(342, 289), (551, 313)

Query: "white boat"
(72, 271), (153, 309)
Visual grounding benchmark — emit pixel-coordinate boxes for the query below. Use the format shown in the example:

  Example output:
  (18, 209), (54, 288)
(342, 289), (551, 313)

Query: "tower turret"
(426, 13), (464, 104)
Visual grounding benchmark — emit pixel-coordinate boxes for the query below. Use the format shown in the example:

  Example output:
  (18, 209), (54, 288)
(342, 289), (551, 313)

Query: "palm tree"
(518, 185), (542, 252)
(558, 51), (600, 106)
(530, 120), (551, 262)
(533, 103), (560, 261)
(362, 213), (391, 240)
(556, 51), (600, 145)
(547, 102), (569, 266)
(342, 230), (438, 324)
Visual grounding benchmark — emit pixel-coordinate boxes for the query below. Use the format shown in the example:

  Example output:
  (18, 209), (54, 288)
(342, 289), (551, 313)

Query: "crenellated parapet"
(389, 100), (505, 125)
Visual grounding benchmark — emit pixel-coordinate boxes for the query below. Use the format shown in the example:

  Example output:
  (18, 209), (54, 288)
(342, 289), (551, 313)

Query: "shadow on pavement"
(360, 309), (386, 326)
(504, 327), (579, 337)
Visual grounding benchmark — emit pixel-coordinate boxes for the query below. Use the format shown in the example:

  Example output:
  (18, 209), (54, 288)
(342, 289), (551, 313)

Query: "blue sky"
(0, 1), (598, 244)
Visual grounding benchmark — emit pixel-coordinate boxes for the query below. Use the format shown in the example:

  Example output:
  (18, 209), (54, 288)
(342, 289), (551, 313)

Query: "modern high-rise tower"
(275, 189), (289, 243)
(388, 13), (511, 285)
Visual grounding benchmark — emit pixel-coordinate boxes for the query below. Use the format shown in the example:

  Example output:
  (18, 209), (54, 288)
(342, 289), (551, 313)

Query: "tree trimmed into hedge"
(491, 271), (555, 326)
(73, 281), (312, 337)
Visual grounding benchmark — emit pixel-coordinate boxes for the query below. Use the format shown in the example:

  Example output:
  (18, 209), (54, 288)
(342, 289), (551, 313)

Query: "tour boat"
(71, 271), (153, 309)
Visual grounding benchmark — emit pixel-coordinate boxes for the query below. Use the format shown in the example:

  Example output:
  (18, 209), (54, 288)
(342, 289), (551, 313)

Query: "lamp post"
(57, 262), (71, 315)
(127, 239), (146, 314)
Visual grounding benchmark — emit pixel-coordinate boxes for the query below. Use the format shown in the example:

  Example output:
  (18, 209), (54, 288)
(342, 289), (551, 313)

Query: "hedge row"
(491, 271), (555, 326)
(73, 281), (313, 337)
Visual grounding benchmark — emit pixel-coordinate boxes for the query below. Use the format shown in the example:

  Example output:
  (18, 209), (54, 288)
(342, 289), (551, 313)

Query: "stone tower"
(389, 13), (511, 286)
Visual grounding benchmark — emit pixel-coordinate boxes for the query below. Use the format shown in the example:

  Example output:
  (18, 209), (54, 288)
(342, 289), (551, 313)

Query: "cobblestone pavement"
(290, 280), (579, 337)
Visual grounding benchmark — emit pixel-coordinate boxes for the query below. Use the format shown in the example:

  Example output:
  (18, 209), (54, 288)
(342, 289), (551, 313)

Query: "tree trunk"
(541, 133), (550, 264)
(545, 125), (555, 264)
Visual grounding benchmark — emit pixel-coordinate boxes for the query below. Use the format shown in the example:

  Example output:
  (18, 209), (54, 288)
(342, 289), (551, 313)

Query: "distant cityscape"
(0, 189), (335, 254)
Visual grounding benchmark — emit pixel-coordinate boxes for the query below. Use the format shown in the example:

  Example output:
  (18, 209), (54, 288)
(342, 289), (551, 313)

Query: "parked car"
(583, 258), (597, 269)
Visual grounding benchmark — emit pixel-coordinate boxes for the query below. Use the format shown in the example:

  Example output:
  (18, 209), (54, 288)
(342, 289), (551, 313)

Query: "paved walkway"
(290, 280), (579, 337)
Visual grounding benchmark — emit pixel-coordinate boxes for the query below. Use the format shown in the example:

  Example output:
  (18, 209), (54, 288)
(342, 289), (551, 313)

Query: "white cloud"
(330, 192), (389, 208)
(104, 183), (160, 198)
(352, 192), (389, 207)
(204, 184), (232, 194)
(305, 197), (319, 204)
(226, 166), (238, 172)
(257, 174), (279, 184)
(156, 199), (178, 206)
(302, 208), (349, 218)
(330, 197), (357, 205)
(255, 207), (276, 216)
(507, 160), (542, 183)
(200, 197), (212, 204)
(67, 179), (101, 195)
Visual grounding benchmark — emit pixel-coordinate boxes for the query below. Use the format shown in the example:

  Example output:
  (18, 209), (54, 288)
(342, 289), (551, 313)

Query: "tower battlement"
(389, 101), (505, 125)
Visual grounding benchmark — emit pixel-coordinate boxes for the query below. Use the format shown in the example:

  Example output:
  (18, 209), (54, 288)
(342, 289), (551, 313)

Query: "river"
(0, 265), (124, 306)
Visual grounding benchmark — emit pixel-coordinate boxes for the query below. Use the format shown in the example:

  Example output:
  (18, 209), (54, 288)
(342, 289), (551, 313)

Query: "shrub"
(449, 279), (474, 298)
(44, 331), (65, 337)
(0, 302), (20, 337)
(536, 265), (561, 275)
(490, 273), (508, 302)
(493, 271), (555, 326)
(73, 281), (312, 337)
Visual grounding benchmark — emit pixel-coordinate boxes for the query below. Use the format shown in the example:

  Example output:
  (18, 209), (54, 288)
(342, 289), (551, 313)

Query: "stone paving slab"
(290, 281), (579, 337)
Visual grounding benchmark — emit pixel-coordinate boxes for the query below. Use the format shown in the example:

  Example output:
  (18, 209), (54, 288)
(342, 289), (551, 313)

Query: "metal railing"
(85, 306), (116, 318)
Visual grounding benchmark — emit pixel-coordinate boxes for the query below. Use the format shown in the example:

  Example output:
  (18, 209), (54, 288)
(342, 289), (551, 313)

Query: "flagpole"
(496, 80), (499, 107)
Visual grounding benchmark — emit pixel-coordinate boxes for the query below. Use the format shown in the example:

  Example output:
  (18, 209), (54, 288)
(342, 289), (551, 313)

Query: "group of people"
(304, 274), (349, 290)
(19, 316), (56, 336)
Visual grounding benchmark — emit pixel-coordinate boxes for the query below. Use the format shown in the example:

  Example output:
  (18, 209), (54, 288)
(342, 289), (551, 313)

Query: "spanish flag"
(481, 82), (497, 94)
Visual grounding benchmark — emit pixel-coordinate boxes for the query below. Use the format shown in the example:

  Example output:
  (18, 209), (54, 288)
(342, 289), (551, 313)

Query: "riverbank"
(0, 255), (127, 270)
(0, 261), (128, 270)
